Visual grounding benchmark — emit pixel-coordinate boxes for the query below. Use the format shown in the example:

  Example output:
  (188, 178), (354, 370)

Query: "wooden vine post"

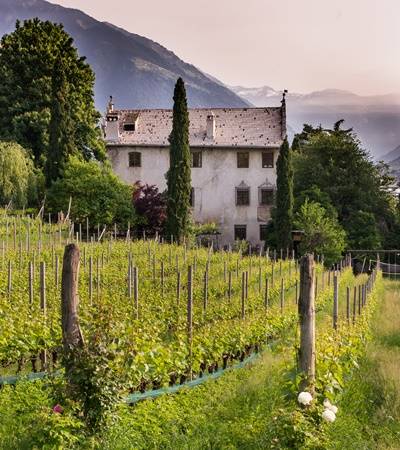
(40, 261), (47, 370)
(187, 265), (193, 380)
(333, 275), (339, 330)
(61, 244), (84, 385)
(298, 254), (316, 393)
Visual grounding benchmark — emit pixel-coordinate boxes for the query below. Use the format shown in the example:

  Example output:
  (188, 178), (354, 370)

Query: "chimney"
(105, 96), (119, 142)
(107, 95), (114, 113)
(281, 90), (288, 140)
(206, 112), (216, 140)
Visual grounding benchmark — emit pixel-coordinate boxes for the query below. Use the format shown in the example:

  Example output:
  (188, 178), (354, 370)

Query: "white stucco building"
(105, 95), (287, 247)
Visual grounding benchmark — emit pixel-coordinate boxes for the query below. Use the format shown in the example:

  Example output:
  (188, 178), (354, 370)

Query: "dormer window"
(123, 123), (136, 132)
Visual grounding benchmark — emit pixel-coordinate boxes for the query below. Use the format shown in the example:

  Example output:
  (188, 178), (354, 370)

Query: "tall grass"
(328, 279), (400, 449)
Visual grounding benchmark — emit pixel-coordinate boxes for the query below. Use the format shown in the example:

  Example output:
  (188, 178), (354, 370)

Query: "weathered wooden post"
(346, 287), (350, 323)
(241, 272), (246, 319)
(298, 254), (316, 393)
(187, 266), (193, 380)
(133, 267), (139, 319)
(245, 271), (249, 300)
(264, 277), (269, 309)
(203, 268), (208, 312)
(61, 244), (84, 383)
(333, 275), (339, 330)
(280, 277), (284, 312)
(161, 261), (165, 296)
(271, 262), (275, 288)
(228, 271), (232, 301)
(7, 260), (12, 295)
(28, 261), (34, 305)
(128, 263), (132, 299)
(40, 261), (47, 370)
(89, 256), (93, 304)
(176, 271), (181, 305)
(40, 262), (46, 314)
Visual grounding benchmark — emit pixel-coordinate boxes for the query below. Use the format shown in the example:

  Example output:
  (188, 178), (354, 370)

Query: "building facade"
(105, 96), (287, 247)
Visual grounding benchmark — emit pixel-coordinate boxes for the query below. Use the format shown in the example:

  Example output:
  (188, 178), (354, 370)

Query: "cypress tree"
(45, 59), (76, 187)
(275, 138), (294, 250)
(165, 78), (192, 242)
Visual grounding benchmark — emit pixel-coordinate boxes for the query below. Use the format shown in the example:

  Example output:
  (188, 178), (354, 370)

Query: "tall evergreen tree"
(45, 60), (76, 186)
(275, 138), (294, 250)
(165, 78), (191, 242)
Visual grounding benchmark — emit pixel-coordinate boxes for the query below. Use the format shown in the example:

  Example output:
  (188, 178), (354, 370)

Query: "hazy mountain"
(0, 0), (248, 111)
(232, 86), (400, 158)
(381, 145), (400, 164)
(1, 0), (399, 158)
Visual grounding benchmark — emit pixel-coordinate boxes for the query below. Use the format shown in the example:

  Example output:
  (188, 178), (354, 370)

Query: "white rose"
(323, 399), (331, 408)
(297, 391), (313, 406)
(323, 399), (338, 414)
(322, 409), (336, 423)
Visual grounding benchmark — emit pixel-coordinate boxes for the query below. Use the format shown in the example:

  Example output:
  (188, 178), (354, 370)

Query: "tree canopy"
(294, 200), (346, 266)
(0, 19), (105, 168)
(47, 157), (135, 228)
(293, 122), (397, 249)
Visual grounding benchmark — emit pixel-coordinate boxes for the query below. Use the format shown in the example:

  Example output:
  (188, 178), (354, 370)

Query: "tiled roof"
(106, 107), (285, 148)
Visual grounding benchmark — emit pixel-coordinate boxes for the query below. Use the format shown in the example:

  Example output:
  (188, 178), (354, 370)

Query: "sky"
(50, 0), (400, 96)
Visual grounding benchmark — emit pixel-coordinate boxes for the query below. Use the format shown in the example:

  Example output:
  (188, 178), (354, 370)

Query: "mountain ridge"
(0, 0), (248, 111)
(1, 0), (399, 157)
(231, 85), (400, 157)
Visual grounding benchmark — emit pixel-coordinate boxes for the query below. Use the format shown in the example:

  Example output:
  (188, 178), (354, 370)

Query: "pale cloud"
(50, 0), (400, 95)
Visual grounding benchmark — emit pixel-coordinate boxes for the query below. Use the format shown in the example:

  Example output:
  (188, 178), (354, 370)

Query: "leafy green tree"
(344, 211), (381, 249)
(294, 200), (346, 266)
(294, 186), (337, 219)
(293, 123), (396, 248)
(0, 19), (105, 167)
(292, 120), (353, 151)
(0, 141), (41, 208)
(47, 156), (135, 227)
(165, 78), (191, 242)
(275, 138), (294, 250)
(46, 59), (77, 186)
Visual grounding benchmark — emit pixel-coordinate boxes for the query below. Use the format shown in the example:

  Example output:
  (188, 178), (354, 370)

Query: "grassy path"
(328, 279), (400, 449)
(104, 339), (295, 449)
